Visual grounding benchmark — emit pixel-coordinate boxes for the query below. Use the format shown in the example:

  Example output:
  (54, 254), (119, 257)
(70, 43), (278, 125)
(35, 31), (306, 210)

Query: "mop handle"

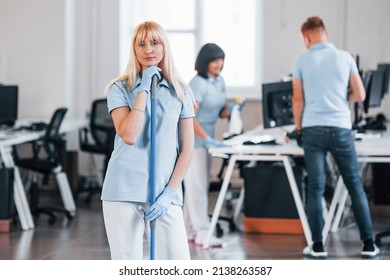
(150, 74), (158, 208)
(149, 74), (158, 260)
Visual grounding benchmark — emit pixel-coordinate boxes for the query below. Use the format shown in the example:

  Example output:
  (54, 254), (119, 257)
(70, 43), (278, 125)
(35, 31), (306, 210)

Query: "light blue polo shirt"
(293, 42), (358, 129)
(101, 77), (195, 205)
(189, 74), (226, 148)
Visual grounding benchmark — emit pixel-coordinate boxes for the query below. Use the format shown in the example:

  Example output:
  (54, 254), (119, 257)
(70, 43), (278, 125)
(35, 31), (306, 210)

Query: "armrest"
(44, 135), (66, 163)
(91, 125), (115, 150)
(12, 137), (45, 162)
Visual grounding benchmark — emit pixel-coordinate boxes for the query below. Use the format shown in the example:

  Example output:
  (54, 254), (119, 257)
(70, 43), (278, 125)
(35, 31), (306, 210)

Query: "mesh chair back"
(45, 108), (67, 139)
(90, 99), (114, 148)
(44, 107), (67, 163)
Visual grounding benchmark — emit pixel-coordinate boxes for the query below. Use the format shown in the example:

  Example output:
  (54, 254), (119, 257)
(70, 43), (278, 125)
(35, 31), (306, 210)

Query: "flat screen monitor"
(363, 70), (385, 114)
(378, 63), (390, 95)
(0, 85), (18, 127)
(262, 81), (294, 128)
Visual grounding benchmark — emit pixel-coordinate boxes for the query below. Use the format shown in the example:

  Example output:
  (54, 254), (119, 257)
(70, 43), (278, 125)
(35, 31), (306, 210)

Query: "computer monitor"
(363, 70), (385, 114)
(0, 85), (18, 127)
(377, 63), (390, 95)
(262, 81), (294, 128)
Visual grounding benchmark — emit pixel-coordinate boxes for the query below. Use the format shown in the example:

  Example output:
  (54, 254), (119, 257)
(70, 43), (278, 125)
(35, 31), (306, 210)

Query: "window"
(120, 0), (261, 98)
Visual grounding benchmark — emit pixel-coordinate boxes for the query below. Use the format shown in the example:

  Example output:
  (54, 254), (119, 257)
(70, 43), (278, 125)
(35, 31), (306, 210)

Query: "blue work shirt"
(101, 76), (195, 205)
(293, 42), (358, 129)
(189, 74), (226, 148)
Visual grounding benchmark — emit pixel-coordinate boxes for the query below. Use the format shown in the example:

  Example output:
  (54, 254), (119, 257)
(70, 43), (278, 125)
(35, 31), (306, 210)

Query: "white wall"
(73, 0), (120, 120)
(262, 0), (346, 82)
(346, 0), (390, 69)
(0, 0), (65, 119)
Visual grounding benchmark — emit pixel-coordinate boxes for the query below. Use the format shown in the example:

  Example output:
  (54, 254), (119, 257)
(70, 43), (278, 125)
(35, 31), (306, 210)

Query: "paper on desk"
(354, 132), (382, 140)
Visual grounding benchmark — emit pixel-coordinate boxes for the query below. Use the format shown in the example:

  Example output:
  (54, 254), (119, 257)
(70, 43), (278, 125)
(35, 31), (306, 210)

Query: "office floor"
(0, 187), (389, 260)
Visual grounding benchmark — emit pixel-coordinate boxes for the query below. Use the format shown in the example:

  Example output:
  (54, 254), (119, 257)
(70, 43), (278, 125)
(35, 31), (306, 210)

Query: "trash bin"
(0, 167), (14, 219)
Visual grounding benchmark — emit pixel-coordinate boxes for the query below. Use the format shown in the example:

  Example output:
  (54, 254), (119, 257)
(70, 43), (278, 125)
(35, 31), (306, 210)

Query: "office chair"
(372, 162), (390, 247)
(209, 158), (240, 238)
(78, 98), (115, 204)
(14, 107), (76, 225)
(375, 230), (390, 246)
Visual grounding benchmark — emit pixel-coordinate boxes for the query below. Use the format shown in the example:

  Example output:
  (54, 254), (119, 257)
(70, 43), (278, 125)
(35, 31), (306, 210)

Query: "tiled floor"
(0, 190), (389, 260)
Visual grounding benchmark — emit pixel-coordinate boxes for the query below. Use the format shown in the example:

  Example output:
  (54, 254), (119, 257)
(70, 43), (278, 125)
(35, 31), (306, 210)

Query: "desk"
(204, 125), (390, 249)
(205, 125), (307, 249)
(323, 130), (390, 241)
(0, 118), (87, 231)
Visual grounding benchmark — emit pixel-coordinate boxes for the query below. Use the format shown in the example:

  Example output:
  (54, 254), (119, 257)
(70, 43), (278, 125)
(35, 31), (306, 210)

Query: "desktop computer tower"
(0, 167), (14, 219)
(243, 163), (303, 218)
(242, 163), (304, 234)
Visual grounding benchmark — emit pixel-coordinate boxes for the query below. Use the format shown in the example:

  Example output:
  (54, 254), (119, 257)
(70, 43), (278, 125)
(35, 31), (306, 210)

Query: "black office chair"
(375, 230), (390, 246)
(208, 159), (239, 238)
(371, 163), (390, 247)
(77, 98), (115, 203)
(14, 107), (76, 224)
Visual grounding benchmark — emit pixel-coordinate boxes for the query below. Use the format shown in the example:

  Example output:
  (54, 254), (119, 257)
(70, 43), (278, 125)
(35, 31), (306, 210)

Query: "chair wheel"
(65, 212), (75, 220)
(229, 222), (236, 232)
(85, 196), (92, 205)
(215, 223), (224, 238)
(48, 216), (57, 225)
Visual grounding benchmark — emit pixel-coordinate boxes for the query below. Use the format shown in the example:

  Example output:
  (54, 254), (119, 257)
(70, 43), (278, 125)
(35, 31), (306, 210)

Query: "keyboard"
(224, 134), (276, 146)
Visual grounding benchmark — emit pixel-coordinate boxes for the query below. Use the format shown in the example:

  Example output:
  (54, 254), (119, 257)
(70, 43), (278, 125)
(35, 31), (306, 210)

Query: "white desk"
(0, 118), (87, 230)
(204, 125), (390, 249)
(322, 130), (390, 242)
(204, 125), (308, 249)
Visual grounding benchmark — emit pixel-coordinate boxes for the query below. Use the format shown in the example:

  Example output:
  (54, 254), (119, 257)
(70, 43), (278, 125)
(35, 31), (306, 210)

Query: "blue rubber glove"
(202, 135), (229, 148)
(227, 101), (245, 113)
(137, 66), (161, 95)
(145, 186), (177, 221)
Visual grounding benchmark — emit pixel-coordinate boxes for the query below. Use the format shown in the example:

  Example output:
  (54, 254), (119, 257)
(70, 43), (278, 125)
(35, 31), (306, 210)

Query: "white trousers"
(183, 148), (211, 235)
(102, 201), (190, 260)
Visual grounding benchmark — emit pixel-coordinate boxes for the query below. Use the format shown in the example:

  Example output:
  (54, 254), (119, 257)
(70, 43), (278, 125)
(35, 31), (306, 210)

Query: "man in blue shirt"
(292, 16), (379, 259)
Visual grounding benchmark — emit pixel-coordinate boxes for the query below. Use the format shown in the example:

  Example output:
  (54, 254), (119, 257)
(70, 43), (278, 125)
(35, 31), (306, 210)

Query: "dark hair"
(301, 16), (326, 33)
(194, 43), (225, 78)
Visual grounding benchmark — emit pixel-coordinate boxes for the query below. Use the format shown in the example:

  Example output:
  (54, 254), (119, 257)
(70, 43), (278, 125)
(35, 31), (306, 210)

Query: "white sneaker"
(361, 243), (380, 258)
(303, 245), (328, 259)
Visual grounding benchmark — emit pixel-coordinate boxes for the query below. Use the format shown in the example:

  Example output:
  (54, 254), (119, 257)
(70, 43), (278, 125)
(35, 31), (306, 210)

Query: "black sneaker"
(303, 245), (328, 259)
(361, 243), (380, 258)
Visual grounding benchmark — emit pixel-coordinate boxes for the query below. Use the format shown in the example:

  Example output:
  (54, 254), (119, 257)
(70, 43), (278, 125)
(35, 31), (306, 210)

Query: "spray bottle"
(228, 97), (244, 135)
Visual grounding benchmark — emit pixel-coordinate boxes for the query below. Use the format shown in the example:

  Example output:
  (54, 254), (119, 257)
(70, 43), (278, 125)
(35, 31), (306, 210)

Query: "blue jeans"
(302, 126), (373, 243)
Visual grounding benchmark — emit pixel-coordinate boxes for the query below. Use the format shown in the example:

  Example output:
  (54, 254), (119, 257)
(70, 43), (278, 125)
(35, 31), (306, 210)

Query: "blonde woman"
(101, 21), (195, 260)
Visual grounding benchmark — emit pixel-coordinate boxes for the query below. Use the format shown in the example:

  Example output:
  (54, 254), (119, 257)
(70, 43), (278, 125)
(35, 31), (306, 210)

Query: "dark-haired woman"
(183, 43), (231, 248)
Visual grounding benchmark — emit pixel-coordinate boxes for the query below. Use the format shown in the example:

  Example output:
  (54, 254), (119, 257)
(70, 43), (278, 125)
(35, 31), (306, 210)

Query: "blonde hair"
(106, 21), (193, 102)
